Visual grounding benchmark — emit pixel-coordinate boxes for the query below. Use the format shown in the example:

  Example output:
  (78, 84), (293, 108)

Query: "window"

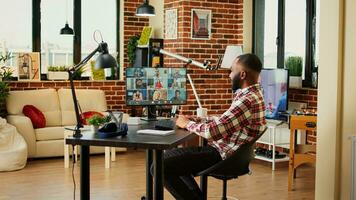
(41, 0), (74, 73)
(81, 0), (117, 77)
(0, 0), (32, 68)
(253, 0), (317, 87)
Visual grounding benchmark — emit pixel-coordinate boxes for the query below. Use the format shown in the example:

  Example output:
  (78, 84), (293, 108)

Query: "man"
(132, 90), (143, 101)
(170, 90), (182, 101)
(160, 54), (266, 200)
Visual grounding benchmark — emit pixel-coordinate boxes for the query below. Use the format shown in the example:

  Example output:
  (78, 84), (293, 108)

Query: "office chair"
(196, 128), (268, 200)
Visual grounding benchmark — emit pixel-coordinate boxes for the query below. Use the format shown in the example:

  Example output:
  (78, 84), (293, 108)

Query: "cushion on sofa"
(58, 89), (108, 126)
(35, 127), (65, 141)
(6, 89), (62, 126)
(23, 105), (46, 128)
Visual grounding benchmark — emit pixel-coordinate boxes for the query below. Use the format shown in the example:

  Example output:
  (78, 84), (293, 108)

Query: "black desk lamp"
(69, 40), (117, 138)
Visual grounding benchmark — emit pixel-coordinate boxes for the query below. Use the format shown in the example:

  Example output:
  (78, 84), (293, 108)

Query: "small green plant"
(285, 56), (303, 76)
(0, 52), (14, 81)
(87, 115), (111, 126)
(48, 66), (68, 72)
(127, 35), (140, 66)
(0, 82), (9, 117)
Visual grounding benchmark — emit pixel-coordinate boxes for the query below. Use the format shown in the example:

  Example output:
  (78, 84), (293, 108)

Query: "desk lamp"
(69, 32), (117, 138)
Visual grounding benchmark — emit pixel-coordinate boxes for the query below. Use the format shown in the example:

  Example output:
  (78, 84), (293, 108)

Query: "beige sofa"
(6, 88), (125, 158)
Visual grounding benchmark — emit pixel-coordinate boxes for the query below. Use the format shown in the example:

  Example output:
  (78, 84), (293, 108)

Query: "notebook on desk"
(137, 129), (175, 136)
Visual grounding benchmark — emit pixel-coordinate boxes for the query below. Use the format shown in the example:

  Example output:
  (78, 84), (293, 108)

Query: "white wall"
(149, 0), (164, 38)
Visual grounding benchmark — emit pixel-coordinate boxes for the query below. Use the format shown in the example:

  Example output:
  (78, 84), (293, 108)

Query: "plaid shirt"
(187, 84), (266, 159)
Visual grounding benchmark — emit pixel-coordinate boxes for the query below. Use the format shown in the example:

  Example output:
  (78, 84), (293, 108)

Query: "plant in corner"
(127, 35), (140, 67)
(0, 82), (9, 118)
(285, 56), (303, 88)
(87, 114), (111, 132)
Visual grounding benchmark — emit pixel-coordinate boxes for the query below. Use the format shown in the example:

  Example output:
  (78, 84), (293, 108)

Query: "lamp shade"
(95, 53), (117, 70)
(60, 23), (74, 35)
(136, 0), (155, 17)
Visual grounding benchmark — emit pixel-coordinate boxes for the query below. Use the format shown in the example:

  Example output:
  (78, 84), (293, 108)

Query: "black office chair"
(196, 128), (268, 200)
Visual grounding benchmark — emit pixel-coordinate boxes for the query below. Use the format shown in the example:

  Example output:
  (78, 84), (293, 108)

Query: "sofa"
(6, 88), (126, 158)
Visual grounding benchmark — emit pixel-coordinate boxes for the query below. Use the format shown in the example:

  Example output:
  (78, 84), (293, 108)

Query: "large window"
(0, 0), (32, 72)
(41, 0), (74, 73)
(254, 0), (317, 87)
(81, 0), (117, 77)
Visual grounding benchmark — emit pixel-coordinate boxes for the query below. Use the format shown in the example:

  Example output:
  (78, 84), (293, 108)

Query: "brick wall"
(123, 0), (149, 67)
(163, 0), (243, 115)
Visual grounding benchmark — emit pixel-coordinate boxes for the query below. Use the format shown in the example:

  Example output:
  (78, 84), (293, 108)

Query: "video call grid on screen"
(126, 68), (187, 106)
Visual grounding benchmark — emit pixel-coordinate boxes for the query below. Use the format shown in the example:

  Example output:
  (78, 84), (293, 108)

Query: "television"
(260, 69), (289, 121)
(126, 67), (187, 120)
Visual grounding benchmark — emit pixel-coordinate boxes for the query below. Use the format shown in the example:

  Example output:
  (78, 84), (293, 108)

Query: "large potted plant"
(285, 56), (303, 88)
(0, 82), (9, 118)
(47, 66), (69, 80)
(127, 35), (140, 67)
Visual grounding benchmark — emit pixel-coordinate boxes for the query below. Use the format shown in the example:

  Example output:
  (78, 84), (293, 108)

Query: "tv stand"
(141, 106), (157, 121)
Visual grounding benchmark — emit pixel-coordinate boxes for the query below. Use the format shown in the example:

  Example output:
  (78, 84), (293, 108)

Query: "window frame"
(32, 0), (121, 79)
(253, 0), (317, 88)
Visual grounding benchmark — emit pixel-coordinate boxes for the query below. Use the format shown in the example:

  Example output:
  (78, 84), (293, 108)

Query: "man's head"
(229, 53), (262, 91)
(175, 90), (180, 97)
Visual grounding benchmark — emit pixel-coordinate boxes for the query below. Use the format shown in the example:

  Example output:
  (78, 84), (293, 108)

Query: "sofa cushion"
(35, 127), (65, 141)
(58, 89), (107, 126)
(23, 105), (46, 128)
(6, 89), (62, 127)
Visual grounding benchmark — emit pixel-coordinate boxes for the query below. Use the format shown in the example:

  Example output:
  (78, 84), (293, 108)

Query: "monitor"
(260, 69), (289, 121)
(126, 67), (187, 120)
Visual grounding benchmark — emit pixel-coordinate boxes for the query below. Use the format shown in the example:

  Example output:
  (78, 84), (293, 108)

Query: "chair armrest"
(7, 115), (36, 157)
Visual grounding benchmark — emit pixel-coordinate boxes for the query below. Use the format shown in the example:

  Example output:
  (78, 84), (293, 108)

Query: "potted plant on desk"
(87, 114), (111, 133)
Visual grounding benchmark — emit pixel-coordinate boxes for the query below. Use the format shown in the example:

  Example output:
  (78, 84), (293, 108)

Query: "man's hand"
(176, 115), (190, 129)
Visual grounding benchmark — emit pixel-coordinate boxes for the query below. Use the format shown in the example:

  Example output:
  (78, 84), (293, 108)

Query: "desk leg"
(145, 149), (153, 200)
(80, 145), (90, 200)
(154, 149), (164, 200)
(200, 139), (208, 200)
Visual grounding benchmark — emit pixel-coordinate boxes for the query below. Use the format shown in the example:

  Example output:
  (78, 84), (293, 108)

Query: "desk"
(288, 115), (317, 191)
(66, 122), (196, 200)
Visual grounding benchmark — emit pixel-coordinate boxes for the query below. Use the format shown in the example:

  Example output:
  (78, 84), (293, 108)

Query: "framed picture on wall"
(165, 9), (178, 39)
(17, 52), (40, 81)
(191, 9), (212, 40)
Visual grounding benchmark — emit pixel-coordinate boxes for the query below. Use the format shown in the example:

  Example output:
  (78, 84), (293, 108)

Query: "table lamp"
(69, 40), (117, 138)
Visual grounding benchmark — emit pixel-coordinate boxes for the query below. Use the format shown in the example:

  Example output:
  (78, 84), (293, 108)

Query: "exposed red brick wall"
(123, 0), (149, 67)
(163, 0), (243, 116)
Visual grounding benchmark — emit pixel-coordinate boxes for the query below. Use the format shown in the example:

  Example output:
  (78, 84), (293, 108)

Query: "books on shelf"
(137, 26), (153, 47)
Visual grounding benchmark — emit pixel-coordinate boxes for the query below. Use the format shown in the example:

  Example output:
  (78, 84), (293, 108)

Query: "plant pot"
(91, 125), (99, 133)
(289, 76), (303, 88)
(47, 72), (69, 80)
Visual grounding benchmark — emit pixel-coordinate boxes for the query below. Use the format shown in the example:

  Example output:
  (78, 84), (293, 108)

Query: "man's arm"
(186, 98), (252, 141)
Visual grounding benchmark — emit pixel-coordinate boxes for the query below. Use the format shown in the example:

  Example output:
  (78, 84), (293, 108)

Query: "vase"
(289, 76), (303, 88)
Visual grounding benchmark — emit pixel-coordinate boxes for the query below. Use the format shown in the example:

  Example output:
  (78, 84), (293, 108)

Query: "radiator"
(352, 136), (356, 200)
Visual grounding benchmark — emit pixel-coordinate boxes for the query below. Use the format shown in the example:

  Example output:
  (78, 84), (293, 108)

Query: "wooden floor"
(0, 150), (315, 200)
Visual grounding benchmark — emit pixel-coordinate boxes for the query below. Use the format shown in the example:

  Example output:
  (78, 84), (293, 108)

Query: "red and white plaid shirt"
(187, 84), (266, 159)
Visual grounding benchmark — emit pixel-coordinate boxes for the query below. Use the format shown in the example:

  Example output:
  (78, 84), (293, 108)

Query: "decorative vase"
(47, 72), (69, 80)
(289, 76), (302, 88)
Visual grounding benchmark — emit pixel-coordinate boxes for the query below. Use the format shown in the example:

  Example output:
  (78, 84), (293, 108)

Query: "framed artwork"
(165, 9), (178, 39)
(191, 9), (212, 40)
(17, 52), (40, 81)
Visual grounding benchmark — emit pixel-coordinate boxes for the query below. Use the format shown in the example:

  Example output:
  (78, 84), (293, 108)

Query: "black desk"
(66, 122), (197, 200)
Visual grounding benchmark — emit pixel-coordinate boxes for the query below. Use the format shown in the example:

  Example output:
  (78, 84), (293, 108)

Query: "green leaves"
(87, 115), (111, 126)
(48, 66), (68, 72)
(127, 35), (140, 65)
(285, 56), (303, 76)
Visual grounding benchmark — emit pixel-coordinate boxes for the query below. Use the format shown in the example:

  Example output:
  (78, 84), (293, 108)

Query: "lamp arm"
(67, 44), (101, 138)
(153, 48), (220, 70)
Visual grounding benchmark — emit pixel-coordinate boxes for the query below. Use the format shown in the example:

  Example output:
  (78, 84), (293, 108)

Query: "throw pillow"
(80, 111), (104, 125)
(22, 105), (46, 129)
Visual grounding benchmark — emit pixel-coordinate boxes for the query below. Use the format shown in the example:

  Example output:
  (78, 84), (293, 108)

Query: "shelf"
(254, 155), (290, 163)
(256, 141), (290, 149)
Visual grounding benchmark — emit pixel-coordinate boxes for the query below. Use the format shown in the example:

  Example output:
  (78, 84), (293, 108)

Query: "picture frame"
(17, 52), (40, 81)
(191, 9), (212, 40)
(165, 9), (178, 39)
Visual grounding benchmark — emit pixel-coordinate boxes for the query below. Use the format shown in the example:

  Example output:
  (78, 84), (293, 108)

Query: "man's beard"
(232, 72), (241, 92)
